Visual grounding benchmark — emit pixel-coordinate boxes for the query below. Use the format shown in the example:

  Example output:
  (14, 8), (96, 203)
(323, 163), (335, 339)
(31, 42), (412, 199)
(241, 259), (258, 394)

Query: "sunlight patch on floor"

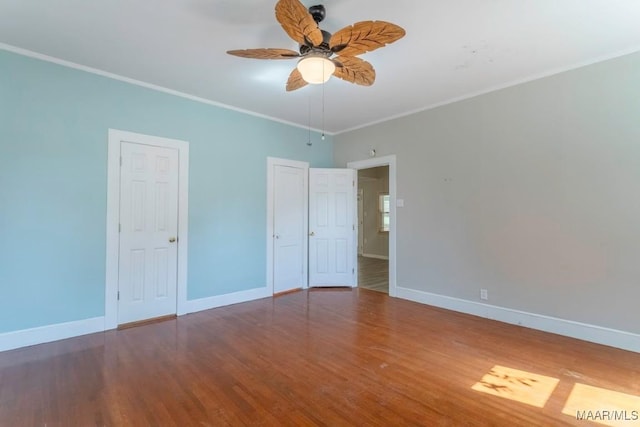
(562, 383), (640, 426)
(471, 365), (559, 408)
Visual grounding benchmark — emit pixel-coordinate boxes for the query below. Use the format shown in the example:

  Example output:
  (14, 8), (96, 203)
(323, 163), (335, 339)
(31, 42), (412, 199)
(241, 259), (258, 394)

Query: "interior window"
(379, 193), (390, 232)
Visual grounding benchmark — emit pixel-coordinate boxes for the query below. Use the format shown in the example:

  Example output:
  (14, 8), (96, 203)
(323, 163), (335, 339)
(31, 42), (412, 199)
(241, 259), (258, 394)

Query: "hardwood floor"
(1, 289), (639, 426)
(358, 256), (389, 293)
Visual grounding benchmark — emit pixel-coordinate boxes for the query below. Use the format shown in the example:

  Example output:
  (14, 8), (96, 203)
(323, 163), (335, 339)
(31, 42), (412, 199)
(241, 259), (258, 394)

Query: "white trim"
(266, 157), (310, 295)
(6, 43), (640, 136)
(6, 42), (640, 136)
(105, 134), (120, 329)
(0, 285), (269, 352)
(396, 287), (640, 354)
(347, 155), (397, 297)
(362, 253), (389, 260)
(0, 43), (334, 136)
(0, 43), (640, 136)
(0, 283), (269, 352)
(336, 46), (640, 135)
(185, 287), (271, 314)
(0, 317), (104, 353)
(105, 129), (190, 330)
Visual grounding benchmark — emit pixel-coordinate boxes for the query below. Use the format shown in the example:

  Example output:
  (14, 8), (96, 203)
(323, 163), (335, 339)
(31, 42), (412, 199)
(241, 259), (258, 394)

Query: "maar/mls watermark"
(576, 410), (639, 422)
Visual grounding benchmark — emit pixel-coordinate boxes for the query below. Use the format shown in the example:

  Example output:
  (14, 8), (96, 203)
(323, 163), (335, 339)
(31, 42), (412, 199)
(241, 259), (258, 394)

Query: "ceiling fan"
(227, 0), (405, 91)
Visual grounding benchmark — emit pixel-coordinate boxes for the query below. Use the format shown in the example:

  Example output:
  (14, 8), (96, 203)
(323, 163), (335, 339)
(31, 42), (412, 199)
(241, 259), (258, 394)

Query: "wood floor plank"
(358, 256), (389, 293)
(1, 289), (639, 426)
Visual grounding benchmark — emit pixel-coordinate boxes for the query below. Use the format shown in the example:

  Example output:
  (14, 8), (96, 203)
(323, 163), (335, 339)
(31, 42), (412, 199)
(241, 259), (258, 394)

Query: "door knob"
(169, 237), (176, 243)
(274, 234), (280, 239)
(309, 231), (315, 236)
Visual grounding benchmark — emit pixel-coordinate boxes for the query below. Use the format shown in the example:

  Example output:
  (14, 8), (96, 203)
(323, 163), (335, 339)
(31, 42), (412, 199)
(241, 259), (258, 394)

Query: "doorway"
(105, 129), (190, 330)
(357, 166), (390, 293)
(348, 155), (397, 297)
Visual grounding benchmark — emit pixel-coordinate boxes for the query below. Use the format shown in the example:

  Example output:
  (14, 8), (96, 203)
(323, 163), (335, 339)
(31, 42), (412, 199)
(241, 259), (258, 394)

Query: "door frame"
(357, 187), (364, 256)
(347, 155), (397, 297)
(266, 157), (309, 295)
(105, 129), (190, 330)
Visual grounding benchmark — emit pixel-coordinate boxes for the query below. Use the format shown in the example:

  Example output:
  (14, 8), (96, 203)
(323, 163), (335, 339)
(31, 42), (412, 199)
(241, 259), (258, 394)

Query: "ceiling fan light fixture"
(297, 55), (335, 84)
(227, 0), (405, 91)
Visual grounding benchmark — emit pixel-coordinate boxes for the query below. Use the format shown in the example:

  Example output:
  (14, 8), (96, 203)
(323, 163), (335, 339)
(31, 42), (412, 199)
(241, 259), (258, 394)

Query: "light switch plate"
(396, 199), (404, 207)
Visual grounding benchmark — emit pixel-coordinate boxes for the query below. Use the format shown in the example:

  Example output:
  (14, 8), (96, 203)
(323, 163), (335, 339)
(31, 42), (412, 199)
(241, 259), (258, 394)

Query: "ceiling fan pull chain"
(307, 93), (312, 146)
(321, 66), (325, 140)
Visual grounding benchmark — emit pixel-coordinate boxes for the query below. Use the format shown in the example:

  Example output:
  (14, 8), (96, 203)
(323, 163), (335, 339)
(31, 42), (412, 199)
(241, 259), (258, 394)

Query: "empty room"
(1, 0), (640, 425)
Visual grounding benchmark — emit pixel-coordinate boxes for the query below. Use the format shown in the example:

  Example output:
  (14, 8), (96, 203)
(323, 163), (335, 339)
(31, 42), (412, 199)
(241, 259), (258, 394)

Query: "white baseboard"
(362, 253), (389, 260)
(396, 286), (640, 354)
(185, 286), (271, 314)
(0, 317), (105, 353)
(0, 287), (273, 353)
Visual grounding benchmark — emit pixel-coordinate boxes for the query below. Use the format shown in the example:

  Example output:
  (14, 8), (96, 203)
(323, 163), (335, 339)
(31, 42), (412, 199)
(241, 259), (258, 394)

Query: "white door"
(309, 168), (356, 287)
(273, 165), (306, 293)
(118, 142), (179, 324)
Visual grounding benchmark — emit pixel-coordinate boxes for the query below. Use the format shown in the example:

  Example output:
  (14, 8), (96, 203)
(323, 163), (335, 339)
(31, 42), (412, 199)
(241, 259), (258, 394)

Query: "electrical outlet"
(480, 289), (488, 300)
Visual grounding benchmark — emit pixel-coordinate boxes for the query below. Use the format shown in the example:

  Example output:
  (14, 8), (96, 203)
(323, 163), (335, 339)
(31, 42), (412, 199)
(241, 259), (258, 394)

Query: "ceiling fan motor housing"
(300, 29), (332, 54)
(308, 5), (326, 23)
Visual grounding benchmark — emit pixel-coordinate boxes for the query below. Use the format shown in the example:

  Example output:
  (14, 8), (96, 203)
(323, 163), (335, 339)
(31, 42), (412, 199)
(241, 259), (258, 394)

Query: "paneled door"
(308, 168), (356, 287)
(273, 165), (306, 293)
(118, 142), (179, 324)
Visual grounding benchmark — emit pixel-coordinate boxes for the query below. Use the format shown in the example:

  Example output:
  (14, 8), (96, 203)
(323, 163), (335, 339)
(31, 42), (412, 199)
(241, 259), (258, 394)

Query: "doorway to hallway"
(357, 165), (389, 294)
(347, 155), (397, 297)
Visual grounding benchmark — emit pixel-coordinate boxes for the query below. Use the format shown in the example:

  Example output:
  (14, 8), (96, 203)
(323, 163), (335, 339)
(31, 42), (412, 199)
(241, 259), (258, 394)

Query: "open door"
(273, 164), (307, 294)
(308, 168), (356, 287)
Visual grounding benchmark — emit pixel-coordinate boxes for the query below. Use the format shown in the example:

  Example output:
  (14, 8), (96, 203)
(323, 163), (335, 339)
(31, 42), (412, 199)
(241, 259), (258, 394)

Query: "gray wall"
(335, 52), (640, 335)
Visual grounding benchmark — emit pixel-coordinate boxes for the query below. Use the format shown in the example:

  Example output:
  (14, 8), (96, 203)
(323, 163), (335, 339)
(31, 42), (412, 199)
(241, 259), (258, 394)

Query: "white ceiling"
(1, 0), (640, 134)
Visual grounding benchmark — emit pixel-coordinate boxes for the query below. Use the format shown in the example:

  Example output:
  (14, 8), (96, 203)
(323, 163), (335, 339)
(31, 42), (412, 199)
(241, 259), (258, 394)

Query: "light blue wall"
(0, 50), (333, 333)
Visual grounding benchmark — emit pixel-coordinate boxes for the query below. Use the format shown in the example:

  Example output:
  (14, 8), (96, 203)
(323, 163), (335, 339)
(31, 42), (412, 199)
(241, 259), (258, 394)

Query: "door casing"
(105, 129), (190, 330)
(357, 188), (364, 255)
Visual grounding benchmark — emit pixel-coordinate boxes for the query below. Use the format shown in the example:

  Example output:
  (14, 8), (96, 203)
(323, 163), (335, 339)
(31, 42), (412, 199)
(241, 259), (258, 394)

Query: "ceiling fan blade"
(226, 48), (300, 59)
(286, 68), (309, 92)
(330, 21), (406, 57)
(275, 0), (323, 47)
(332, 56), (376, 86)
